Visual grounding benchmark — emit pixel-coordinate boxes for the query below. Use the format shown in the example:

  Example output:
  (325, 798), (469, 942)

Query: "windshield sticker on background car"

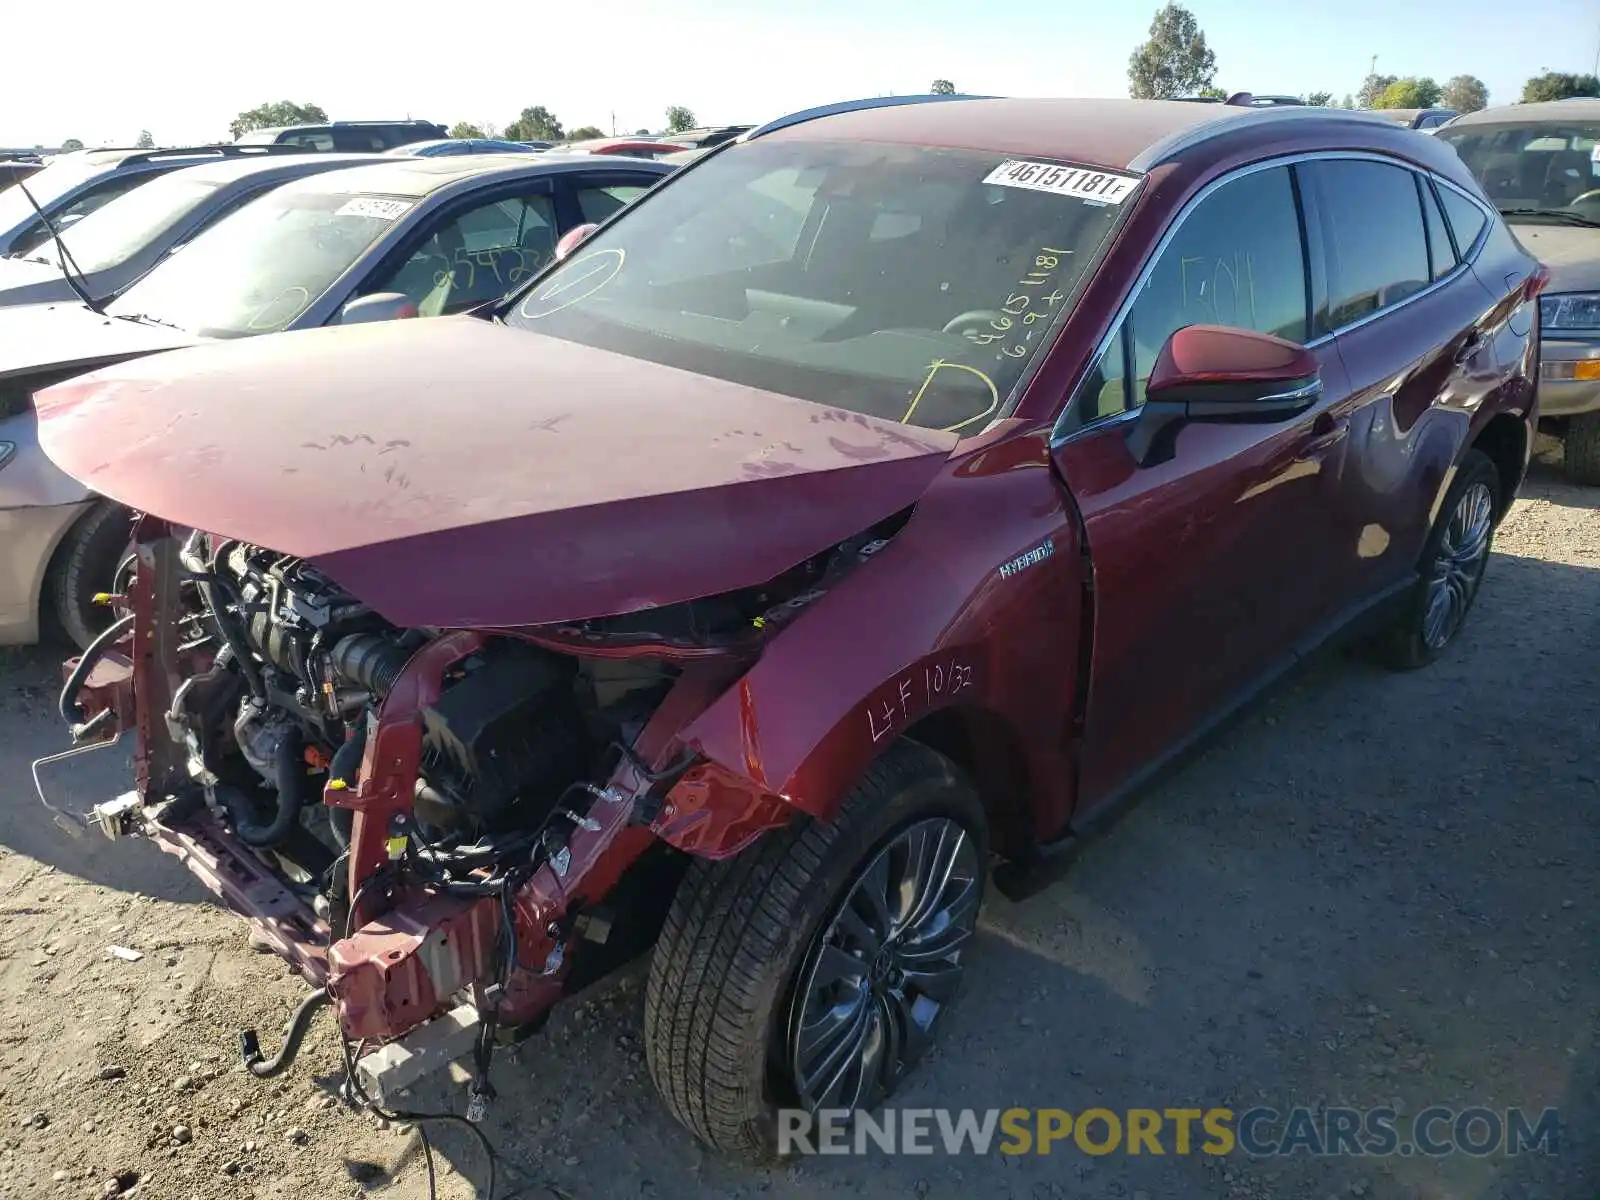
(982, 161), (1140, 205)
(334, 197), (414, 221)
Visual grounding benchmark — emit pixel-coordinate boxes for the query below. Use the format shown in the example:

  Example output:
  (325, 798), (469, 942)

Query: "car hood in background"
(1508, 222), (1600, 294)
(35, 318), (957, 630)
(0, 301), (199, 382)
(0, 253), (82, 308)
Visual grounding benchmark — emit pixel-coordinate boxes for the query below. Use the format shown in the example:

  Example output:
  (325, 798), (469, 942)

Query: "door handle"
(1454, 332), (1485, 366)
(1297, 413), (1350, 458)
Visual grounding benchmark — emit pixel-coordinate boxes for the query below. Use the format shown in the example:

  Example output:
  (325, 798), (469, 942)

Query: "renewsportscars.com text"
(777, 1106), (1560, 1158)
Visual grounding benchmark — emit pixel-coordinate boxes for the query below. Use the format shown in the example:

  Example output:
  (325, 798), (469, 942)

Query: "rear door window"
(1436, 186), (1489, 255)
(575, 183), (653, 224)
(1303, 159), (1431, 330)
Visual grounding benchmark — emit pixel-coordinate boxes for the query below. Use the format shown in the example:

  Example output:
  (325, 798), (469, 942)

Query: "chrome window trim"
(1051, 149), (1495, 447)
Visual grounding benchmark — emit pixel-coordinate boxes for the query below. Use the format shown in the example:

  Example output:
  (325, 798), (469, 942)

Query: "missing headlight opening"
(39, 509), (907, 1115)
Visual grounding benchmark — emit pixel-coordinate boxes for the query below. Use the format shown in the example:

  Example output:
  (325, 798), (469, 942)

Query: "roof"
(166, 152), (376, 185)
(1447, 98), (1600, 127)
(759, 97), (1256, 170)
(261, 152), (666, 200)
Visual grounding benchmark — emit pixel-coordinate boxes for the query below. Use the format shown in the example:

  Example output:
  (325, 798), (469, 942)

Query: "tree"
(1373, 77), (1442, 109)
(1341, 94), (1356, 109)
(135, 130), (155, 148)
(1127, 3), (1217, 99)
(634, 127), (650, 136)
(1440, 75), (1488, 113)
(449, 122), (485, 139)
(1522, 72), (1600, 102)
(930, 79), (956, 94)
(568, 125), (606, 141)
(60, 138), (83, 152)
(229, 101), (328, 139)
(1356, 73), (1397, 108)
(664, 106), (696, 133)
(1303, 90), (1333, 107)
(1197, 85), (1227, 99)
(504, 106), (564, 141)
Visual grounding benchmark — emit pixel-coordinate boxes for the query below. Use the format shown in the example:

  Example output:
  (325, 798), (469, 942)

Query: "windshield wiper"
(112, 311), (183, 330)
(12, 182), (104, 313)
(1499, 207), (1600, 227)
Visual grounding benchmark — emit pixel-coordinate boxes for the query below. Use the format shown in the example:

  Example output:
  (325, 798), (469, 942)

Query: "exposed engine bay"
(173, 535), (669, 932)
(42, 513), (901, 1108)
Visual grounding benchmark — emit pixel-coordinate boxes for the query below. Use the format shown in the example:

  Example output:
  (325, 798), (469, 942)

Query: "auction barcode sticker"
(335, 197), (414, 221)
(982, 160), (1140, 205)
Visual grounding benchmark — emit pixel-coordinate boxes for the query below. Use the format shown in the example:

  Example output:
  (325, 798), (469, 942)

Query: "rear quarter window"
(1437, 186), (1488, 255)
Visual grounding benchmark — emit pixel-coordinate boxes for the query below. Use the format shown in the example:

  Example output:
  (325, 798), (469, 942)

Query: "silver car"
(0, 144), (311, 259)
(1438, 99), (1600, 483)
(0, 152), (377, 308)
(0, 152), (673, 647)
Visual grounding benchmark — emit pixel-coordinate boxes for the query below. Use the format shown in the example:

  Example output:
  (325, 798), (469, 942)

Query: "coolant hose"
(220, 726), (314, 847)
(239, 986), (331, 1078)
(58, 613), (135, 728)
(324, 721), (368, 849)
(194, 573), (266, 702)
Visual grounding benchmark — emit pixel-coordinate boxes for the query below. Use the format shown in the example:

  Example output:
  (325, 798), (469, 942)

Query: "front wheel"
(1374, 448), (1500, 670)
(643, 740), (987, 1160)
(1564, 411), (1600, 486)
(49, 501), (133, 651)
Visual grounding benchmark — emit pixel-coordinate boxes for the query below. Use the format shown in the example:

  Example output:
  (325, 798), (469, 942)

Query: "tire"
(644, 740), (988, 1160)
(49, 501), (133, 651)
(1374, 448), (1500, 670)
(1564, 411), (1600, 486)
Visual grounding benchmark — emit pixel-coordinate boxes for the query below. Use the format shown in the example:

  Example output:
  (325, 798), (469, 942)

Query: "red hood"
(34, 318), (956, 628)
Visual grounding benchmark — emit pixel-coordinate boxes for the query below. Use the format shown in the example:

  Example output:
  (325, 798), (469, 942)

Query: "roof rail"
(108, 143), (317, 166)
(744, 93), (996, 140)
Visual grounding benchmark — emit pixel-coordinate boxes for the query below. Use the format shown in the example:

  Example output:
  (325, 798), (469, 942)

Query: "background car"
(1437, 98), (1600, 482)
(1371, 107), (1459, 131)
(0, 152), (674, 648)
(234, 119), (447, 151)
(563, 137), (694, 159)
(0, 144), (310, 259)
(388, 138), (539, 157)
(0, 157), (42, 192)
(0, 151), (377, 309)
(664, 124), (754, 147)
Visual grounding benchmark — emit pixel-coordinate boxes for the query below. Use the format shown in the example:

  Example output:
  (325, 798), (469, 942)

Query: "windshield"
(0, 156), (105, 237)
(107, 189), (411, 336)
(505, 138), (1135, 435)
(1438, 121), (1600, 216)
(43, 175), (219, 273)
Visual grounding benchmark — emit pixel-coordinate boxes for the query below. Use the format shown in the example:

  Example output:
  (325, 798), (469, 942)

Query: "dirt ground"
(0, 440), (1594, 1200)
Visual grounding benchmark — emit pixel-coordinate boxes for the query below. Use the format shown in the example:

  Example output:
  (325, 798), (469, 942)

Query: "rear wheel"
(643, 740), (987, 1159)
(49, 501), (133, 650)
(1374, 449), (1500, 670)
(1564, 412), (1600, 486)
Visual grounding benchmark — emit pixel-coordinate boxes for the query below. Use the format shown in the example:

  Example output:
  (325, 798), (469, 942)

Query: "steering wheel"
(1571, 189), (1600, 207)
(942, 310), (1005, 339)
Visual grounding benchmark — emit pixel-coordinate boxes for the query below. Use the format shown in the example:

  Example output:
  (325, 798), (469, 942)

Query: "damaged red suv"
(35, 96), (1540, 1157)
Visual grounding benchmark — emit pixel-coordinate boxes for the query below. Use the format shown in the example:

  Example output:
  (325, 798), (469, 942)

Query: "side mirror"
(554, 223), (600, 262)
(1125, 324), (1322, 467)
(338, 292), (418, 325)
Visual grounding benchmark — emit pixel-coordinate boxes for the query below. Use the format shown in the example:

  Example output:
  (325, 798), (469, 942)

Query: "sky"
(4, 0), (1599, 148)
